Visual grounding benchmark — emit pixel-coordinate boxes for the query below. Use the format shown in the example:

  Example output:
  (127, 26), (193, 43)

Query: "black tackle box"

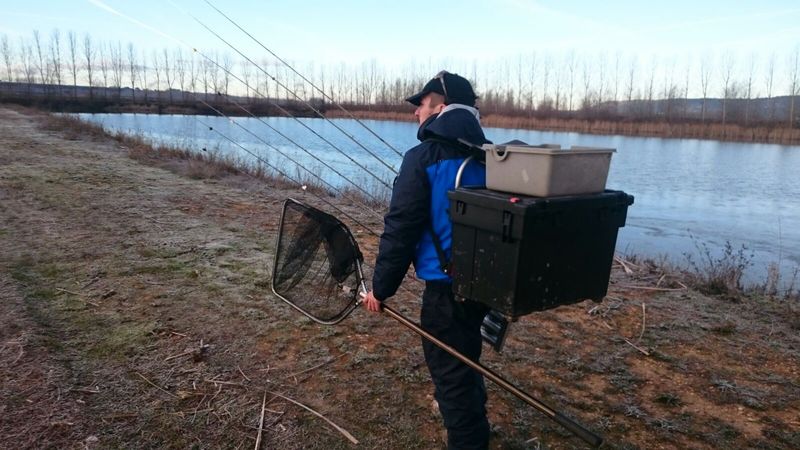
(448, 188), (634, 317)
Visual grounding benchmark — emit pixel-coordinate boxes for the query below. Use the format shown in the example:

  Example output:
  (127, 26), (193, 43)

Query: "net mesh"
(272, 199), (363, 323)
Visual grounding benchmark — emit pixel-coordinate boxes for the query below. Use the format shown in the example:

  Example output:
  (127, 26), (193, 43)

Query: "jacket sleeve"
(372, 147), (430, 301)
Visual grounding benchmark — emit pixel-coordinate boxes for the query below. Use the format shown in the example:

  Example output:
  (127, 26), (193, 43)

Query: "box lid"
(448, 188), (634, 216)
(484, 144), (616, 158)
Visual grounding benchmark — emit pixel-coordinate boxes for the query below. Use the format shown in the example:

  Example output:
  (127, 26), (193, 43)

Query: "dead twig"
(615, 284), (686, 292)
(165, 349), (196, 361)
(71, 387), (101, 394)
(268, 390), (359, 444)
(286, 353), (347, 380)
(204, 379), (247, 388)
(254, 391), (267, 450)
(614, 255), (636, 274)
(623, 339), (650, 356)
(638, 303), (647, 342)
(238, 365), (252, 382)
(81, 276), (100, 289)
(56, 287), (82, 296)
(135, 372), (177, 398)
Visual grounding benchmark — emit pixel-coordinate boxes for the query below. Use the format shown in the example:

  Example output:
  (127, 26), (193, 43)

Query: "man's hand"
(360, 290), (383, 313)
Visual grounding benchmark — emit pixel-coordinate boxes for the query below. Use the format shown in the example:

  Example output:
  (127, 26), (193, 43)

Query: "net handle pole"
(379, 303), (603, 448)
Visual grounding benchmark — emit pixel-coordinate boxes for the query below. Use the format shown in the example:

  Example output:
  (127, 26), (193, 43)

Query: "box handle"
(455, 156), (474, 189)
(491, 146), (510, 162)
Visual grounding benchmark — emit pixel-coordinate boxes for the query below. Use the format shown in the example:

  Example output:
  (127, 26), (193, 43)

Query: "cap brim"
(405, 90), (426, 106)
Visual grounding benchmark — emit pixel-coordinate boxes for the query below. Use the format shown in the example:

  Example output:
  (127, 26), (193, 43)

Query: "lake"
(77, 112), (800, 289)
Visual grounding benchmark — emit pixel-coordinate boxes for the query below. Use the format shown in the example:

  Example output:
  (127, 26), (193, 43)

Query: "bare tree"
(33, 30), (49, 84)
(240, 59), (251, 99)
(646, 57), (657, 118)
(127, 42), (137, 102)
(151, 49), (161, 101)
(83, 33), (95, 98)
(174, 49), (186, 101)
(528, 52), (537, 113)
(682, 56), (692, 119)
(162, 48), (173, 102)
(221, 53), (233, 96)
(140, 50), (148, 102)
(566, 51), (576, 111)
(788, 45), (800, 128)
(626, 56), (636, 103)
(109, 42), (123, 98)
(765, 53), (776, 122)
(98, 42), (110, 97)
(743, 54), (756, 126)
(699, 54), (712, 122)
(597, 53), (607, 107)
(49, 29), (62, 86)
(581, 58), (592, 111)
(20, 38), (35, 92)
(67, 31), (78, 98)
(1, 34), (12, 81)
(719, 52), (735, 127)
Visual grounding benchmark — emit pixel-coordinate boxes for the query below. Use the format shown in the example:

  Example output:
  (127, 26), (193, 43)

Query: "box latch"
(455, 200), (467, 215)
(502, 211), (513, 242)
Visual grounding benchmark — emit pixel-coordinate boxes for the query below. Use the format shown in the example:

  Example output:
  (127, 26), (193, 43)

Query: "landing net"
(271, 199), (364, 324)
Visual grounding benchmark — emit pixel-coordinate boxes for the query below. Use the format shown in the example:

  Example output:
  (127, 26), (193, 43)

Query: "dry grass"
(327, 107), (800, 145)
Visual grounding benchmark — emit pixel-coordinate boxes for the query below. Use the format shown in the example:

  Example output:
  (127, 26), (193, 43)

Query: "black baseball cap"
(405, 71), (478, 107)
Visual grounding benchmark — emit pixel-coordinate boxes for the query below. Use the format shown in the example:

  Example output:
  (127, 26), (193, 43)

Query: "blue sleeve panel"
(372, 108), (488, 301)
(416, 157), (485, 282)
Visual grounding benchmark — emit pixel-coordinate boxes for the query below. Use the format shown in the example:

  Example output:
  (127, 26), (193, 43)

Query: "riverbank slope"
(1, 105), (798, 449)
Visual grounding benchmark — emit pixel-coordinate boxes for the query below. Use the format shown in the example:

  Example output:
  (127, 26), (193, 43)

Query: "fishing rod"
(202, 0), (404, 158)
(192, 115), (382, 237)
(168, 0), (401, 176)
(198, 97), (389, 214)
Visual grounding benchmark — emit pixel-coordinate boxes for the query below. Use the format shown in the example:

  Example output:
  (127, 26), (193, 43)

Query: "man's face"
(414, 93), (445, 125)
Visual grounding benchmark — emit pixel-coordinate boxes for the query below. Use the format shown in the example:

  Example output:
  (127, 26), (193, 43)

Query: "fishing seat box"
(447, 188), (634, 318)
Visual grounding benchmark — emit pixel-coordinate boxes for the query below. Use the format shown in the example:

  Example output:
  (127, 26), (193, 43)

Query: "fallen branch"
(638, 303), (647, 342)
(615, 284), (686, 292)
(614, 255), (635, 274)
(71, 387), (101, 394)
(238, 365), (252, 382)
(135, 372), (177, 398)
(204, 379), (247, 388)
(254, 391), (267, 450)
(287, 353), (347, 380)
(268, 390), (359, 445)
(623, 339), (650, 356)
(56, 287), (82, 296)
(165, 349), (196, 361)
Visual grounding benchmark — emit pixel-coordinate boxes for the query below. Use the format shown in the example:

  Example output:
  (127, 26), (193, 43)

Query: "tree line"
(1, 29), (798, 129)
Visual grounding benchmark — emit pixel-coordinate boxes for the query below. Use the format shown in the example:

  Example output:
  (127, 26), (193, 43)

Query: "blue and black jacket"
(372, 107), (490, 301)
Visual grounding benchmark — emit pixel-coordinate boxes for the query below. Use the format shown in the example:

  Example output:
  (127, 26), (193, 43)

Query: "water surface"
(79, 113), (800, 288)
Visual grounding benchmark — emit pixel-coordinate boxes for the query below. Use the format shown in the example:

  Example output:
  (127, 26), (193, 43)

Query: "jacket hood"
(416, 105), (490, 146)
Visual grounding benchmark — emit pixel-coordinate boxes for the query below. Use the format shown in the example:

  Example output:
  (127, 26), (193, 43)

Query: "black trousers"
(421, 282), (490, 450)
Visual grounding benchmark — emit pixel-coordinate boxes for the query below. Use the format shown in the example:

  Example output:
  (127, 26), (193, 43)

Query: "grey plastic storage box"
(448, 188), (634, 317)
(484, 144), (615, 197)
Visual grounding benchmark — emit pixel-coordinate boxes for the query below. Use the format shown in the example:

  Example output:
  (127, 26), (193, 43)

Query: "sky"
(1, 0), (798, 64)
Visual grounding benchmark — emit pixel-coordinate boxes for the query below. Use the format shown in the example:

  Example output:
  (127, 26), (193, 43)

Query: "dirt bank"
(1, 105), (798, 449)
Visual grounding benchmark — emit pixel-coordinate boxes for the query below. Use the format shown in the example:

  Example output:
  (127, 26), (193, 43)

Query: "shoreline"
(4, 96), (800, 146)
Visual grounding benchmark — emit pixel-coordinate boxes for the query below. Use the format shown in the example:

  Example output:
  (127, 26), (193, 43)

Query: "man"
(362, 71), (491, 449)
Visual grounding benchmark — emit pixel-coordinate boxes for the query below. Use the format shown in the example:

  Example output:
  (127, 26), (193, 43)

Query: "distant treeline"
(1, 29), (799, 143)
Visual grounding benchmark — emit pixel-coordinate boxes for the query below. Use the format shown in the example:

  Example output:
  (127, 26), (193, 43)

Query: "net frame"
(271, 198), (367, 325)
